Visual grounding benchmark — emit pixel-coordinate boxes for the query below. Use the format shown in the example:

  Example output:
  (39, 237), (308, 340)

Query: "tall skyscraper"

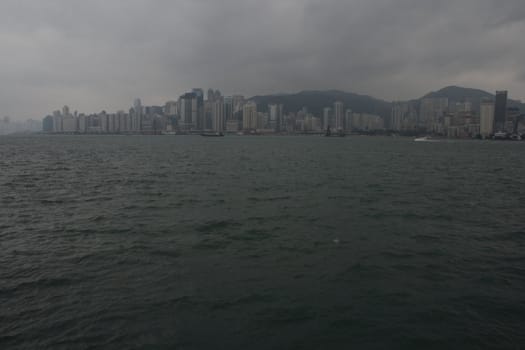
(494, 91), (508, 132)
(224, 97), (234, 121)
(269, 104), (283, 132)
(391, 101), (419, 132)
(207, 88), (215, 102)
(323, 107), (332, 130)
(480, 100), (495, 138)
(62, 105), (71, 117)
(223, 97), (238, 132)
(334, 101), (344, 130)
(192, 88), (205, 129)
(132, 98), (143, 132)
(42, 115), (54, 133)
(52, 110), (63, 133)
(419, 97), (448, 131)
(133, 99), (143, 115)
(179, 92), (197, 130)
(232, 95), (245, 113)
(212, 99), (225, 132)
(242, 102), (258, 130)
(345, 109), (353, 131)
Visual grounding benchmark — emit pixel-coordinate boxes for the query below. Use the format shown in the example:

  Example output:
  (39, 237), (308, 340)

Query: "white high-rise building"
(62, 115), (77, 133)
(52, 110), (63, 133)
(391, 101), (419, 132)
(242, 102), (258, 130)
(480, 100), (495, 138)
(233, 95), (245, 113)
(323, 107), (332, 130)
(164, 101), (178, 116)
(419, 97), (448, 131)
(78, 114), (87, 133)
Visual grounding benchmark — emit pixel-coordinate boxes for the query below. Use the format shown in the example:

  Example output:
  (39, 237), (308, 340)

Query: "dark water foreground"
(1, 135), (524, 349)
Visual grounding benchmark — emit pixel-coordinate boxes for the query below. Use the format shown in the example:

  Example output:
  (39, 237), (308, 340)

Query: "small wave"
(6, 277), (75, 293)
(84, 196), (113, 203)
(231, 229), (275, 242)
(40, 199), (66, 205)
(381, 251), (414, 259)
(88, 215), (107, 222)
(192, 238), (233, 250)
(247, 196), (292, 202)
(257, 306), (316, 325)
(483, 231), (525, 242)
(209, 294), (276, 310)
(150, 249), (180, 258)
(411, 234), (441, 242)
(196, 220), (240, 233)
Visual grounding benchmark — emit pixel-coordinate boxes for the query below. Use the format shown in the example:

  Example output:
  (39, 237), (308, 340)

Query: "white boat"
(414, 136), (432, 142)
(493, 131), (508, 140)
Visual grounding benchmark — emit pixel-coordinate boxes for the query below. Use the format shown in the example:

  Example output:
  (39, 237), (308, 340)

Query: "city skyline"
(2, 0), (525, 120)
(33, 85), (525, 139)
(7, 83), (525, 119)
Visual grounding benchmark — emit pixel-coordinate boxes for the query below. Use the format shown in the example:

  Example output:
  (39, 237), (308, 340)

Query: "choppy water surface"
(1, 135), (525, 349)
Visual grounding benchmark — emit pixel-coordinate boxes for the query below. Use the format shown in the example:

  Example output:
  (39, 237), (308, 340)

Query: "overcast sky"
(1, 0), (525, 119)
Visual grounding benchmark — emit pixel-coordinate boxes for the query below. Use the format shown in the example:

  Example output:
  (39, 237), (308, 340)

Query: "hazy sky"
(1, 0), (525, 119)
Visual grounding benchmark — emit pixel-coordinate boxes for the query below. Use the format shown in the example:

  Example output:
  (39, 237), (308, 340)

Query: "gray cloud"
(1, 0), (524, 119)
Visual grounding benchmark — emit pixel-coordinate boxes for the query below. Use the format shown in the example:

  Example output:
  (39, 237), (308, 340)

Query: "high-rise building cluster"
(389, 90), (525, 138)
(41, 88), (523, 138)
(42, 91), (385, 135)
(43, 90), (248, 135)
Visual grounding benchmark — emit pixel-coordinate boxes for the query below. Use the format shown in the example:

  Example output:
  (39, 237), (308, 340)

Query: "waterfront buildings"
(390, 102), (418, 132)
(419, 97), (449, 132)
(351, 113), (385, 131)
(39, 87), (522, 139)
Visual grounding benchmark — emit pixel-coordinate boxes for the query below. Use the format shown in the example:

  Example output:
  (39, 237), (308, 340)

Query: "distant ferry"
(414, 136), (432, 142)
(201, 132), (224, 137)
(493, 131), (508, 140)
(324, 127), (346, 137)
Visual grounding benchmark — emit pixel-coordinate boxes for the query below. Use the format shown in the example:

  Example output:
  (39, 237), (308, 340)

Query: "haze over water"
(1, 135), (525, 349)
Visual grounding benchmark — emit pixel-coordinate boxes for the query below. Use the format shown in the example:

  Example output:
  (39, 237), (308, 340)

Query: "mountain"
(249, 90), (392, 120)
(420, 85), (524, 111)
(249, 86), (523, 119)
(422, 86), (493, 101)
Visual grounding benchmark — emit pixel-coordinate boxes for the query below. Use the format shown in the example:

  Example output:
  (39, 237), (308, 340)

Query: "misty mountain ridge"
(249, 86), (523, 118)
(250, 90), (392, 119)
(422, 85), (524, 111)
(422, 86), (493, 101)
